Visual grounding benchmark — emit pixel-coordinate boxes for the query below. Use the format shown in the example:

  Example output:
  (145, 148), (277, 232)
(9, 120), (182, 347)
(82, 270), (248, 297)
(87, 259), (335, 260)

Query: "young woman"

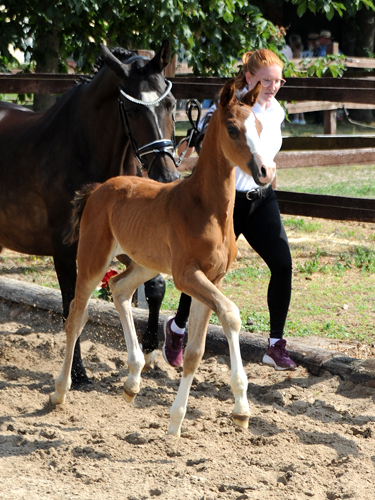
(163, 49), (297, 371)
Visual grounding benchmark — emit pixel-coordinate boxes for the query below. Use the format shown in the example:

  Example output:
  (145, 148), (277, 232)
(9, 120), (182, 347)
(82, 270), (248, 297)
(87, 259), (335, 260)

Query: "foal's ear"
(219, 80), (236, 108)
(243, 82), (262, 107)
(151, 40), (171, 71)
(101, 44), (126, 79)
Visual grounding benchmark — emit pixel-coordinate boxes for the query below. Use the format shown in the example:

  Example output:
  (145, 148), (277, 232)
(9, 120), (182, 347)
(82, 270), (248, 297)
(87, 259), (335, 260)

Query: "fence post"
(323, 42), (339, 135)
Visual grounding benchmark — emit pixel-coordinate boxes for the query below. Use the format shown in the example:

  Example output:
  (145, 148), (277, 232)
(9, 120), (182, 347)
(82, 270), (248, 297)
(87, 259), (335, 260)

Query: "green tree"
(1, 0), (373, 76)
(1, 0), (374, 109)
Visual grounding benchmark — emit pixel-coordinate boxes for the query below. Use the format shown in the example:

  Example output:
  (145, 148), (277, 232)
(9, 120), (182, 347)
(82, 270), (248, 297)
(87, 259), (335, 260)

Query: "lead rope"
(174, 99), (202, 167)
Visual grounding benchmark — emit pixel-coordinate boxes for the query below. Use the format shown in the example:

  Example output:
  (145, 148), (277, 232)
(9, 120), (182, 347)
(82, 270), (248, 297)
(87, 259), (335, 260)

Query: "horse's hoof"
(142, 350), (156, 371)
(232, 414), (249, 429)
(71, 377), (93, 390)
(123, 386), (137, 403)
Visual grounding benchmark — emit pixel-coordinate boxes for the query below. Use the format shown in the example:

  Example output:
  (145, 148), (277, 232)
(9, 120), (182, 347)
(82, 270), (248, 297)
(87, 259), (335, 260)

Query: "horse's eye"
(227, 125), (240, 139)
(167, 101), (176, 113)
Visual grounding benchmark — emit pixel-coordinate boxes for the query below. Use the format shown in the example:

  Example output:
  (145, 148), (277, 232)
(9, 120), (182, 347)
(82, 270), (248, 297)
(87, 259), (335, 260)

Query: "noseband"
(118, 79), (176, 174)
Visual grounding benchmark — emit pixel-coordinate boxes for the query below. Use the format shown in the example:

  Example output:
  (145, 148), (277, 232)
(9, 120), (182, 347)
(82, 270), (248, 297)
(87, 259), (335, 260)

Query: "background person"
(164, 49), (297, 372)
(313, 30), (343, 57)
(302, 33), (320, 57)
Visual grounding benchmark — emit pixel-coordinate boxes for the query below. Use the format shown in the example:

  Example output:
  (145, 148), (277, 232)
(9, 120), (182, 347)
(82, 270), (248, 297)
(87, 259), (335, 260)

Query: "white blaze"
(244, 112), (263, 156)
(140, 91), (162, 136)
(141, 91), (160, 104)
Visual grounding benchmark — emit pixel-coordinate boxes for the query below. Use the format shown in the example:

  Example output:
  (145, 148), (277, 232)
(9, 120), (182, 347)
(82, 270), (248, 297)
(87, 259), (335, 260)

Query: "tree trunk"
(33, 26), (60, 112)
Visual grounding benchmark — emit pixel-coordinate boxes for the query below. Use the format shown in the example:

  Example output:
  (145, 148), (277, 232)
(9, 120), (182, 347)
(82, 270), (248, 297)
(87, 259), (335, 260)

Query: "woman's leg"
(234, 189), (296, 370)
(163, 293), (192, 367)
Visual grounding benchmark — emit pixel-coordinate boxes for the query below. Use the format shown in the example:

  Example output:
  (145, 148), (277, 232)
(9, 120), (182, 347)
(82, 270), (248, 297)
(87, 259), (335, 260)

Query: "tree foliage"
(0, 0), (374, 76)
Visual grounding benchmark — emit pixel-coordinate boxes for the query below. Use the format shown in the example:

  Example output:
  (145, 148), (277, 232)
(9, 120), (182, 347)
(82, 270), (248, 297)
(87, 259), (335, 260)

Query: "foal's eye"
(227, 125), (240, 139)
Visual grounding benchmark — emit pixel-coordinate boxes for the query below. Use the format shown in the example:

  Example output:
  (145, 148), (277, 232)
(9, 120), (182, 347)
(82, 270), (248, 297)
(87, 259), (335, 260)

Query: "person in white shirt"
(163, 49), (297, 372)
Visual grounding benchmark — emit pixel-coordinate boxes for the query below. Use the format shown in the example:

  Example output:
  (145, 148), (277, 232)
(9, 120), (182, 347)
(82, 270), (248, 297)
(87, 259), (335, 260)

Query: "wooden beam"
(286, 101), (375, 113)
(275, 190), (375, 222)
(1, 276), (374, 386)
(276, 148), (375, 167)
(1, 74), (375, 105)
(281, 135), (375, 150)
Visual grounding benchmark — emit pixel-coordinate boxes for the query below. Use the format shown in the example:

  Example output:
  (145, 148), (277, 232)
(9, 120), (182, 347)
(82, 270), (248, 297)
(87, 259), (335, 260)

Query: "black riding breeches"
(175, 186), (292, 338)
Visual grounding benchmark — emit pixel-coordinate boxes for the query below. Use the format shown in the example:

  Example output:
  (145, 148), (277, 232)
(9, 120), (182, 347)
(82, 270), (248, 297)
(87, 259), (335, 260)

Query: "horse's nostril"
(261, 166), (266, 177)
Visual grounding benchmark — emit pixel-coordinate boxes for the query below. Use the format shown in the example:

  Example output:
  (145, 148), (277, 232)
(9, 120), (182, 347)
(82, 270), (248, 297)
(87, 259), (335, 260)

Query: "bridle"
(118, 78), (178, 174)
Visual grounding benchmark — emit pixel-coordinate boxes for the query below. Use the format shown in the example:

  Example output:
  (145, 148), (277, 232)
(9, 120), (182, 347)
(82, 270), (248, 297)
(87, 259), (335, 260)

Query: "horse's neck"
(80, 69), (128, 176)
(188, 117), (236, 219)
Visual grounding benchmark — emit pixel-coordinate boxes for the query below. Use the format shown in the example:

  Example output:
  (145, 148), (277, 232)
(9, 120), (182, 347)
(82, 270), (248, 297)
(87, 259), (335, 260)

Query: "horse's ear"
(151, 40), (171, 71)
(219, 80), (236, 108)
(242, 82), (262, 107)
(100, 44), (127, 79)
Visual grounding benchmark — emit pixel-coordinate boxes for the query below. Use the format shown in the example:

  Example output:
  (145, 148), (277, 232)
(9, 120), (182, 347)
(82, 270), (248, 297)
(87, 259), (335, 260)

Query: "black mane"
(78, 47), (141, 84)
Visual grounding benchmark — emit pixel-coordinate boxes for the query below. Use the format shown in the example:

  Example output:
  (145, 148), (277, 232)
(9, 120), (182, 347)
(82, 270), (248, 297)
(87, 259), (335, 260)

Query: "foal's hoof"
(123, 386), (137, 403)
(49, 392), (66, 405)
(232, 414), (249, 429)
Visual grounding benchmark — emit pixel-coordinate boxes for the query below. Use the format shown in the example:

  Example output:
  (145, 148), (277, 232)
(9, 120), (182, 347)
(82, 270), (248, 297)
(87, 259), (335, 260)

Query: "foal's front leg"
(168, 298), (212, 437)
(172, 271), (250, 434)
(110, 264), (158, 402)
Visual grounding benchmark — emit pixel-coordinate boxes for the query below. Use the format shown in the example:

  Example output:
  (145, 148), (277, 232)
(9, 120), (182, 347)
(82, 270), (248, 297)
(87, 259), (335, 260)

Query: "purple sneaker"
(162, 316), (184, 368)
(262, 338), (297, 371)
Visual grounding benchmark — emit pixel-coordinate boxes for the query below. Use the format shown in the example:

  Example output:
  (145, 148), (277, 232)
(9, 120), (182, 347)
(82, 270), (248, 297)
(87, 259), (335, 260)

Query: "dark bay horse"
(0, 40), (180, 385)
(50, 80), (274, 436)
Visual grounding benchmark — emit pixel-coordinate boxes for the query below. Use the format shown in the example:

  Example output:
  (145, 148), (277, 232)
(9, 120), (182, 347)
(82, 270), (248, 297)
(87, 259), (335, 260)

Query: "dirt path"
(1, 298), (375, 500)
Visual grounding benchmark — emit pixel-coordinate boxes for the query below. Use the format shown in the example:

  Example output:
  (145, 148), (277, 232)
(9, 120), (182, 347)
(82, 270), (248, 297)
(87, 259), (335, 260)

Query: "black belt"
(236, 184), (271, 200)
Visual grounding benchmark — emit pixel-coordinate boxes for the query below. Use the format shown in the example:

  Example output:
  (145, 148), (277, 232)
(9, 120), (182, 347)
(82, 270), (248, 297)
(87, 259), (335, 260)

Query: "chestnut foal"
(50, 79), (275, 437)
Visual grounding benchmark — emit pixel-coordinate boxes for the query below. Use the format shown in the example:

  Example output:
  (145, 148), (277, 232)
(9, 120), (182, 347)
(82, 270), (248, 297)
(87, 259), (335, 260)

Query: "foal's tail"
(63, 183), (101, 246)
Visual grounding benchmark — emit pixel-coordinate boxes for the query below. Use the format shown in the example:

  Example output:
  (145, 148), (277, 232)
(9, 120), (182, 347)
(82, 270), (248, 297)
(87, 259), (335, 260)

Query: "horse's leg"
(110, 263), (158, 402)
(168, 298), (211, 436)
(141, 274), (166, 369)
(52, 241), (90, 386)
(170, 271), (250, 435)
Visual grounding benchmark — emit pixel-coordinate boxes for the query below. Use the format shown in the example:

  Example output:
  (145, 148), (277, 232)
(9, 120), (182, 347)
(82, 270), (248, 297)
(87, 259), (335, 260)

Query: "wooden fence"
(0, 73), (374, 222)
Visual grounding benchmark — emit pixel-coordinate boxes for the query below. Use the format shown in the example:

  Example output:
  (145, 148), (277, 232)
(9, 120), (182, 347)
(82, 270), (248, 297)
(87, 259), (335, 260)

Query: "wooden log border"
(0, 276), (374, 388)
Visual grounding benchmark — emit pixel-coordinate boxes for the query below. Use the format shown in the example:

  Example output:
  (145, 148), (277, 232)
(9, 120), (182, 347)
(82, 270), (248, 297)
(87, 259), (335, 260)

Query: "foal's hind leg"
(110, 263), (158, 402)
(50, 284), (94, 404)
(51, 239), (116, 404)
(52, 238), (91, 386)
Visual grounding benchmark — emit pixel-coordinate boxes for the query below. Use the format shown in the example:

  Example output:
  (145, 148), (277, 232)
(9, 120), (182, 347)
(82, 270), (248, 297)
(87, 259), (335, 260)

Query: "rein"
(174, 99), (202, 166)
(118, 79), (175, 174)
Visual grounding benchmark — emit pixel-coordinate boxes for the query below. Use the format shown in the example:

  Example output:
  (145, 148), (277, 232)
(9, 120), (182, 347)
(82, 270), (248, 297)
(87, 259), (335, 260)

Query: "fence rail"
(0, 73), (374, 222)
